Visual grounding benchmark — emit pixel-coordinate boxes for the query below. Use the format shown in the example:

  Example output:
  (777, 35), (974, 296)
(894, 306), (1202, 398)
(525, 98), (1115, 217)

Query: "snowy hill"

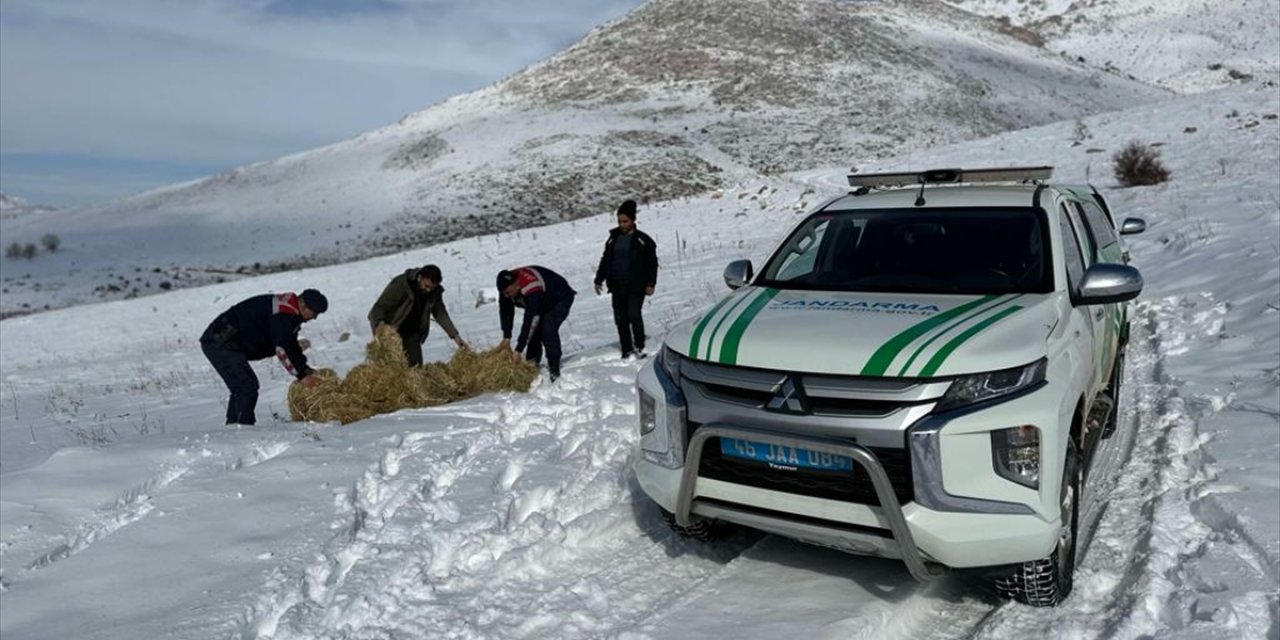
(945, 0), (1280, 92)
(0, 193), (55, 220)
(0, 0), (1166, 318)
(0, 82), (1276, 639)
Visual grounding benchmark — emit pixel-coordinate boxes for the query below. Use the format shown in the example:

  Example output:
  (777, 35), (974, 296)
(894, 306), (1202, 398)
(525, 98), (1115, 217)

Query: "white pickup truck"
(633, 167), (1147, 606)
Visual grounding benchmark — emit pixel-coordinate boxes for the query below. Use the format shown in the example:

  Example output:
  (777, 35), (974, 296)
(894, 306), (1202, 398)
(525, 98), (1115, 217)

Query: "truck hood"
(668, 288), (1059, 378)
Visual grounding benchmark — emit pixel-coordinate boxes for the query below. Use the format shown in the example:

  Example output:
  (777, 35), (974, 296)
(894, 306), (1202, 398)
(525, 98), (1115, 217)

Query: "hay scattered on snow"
(289, 331), (539, 425)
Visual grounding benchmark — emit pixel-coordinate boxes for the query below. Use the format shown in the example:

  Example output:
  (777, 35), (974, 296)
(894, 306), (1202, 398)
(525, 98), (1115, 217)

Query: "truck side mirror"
(1077, 264), (1143, 305)
(1120, 218), (1147, 235)
(723, 260), (754, 290)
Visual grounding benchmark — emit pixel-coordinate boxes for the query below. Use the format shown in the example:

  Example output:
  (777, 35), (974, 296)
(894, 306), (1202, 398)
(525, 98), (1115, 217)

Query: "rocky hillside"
(1, 0), (1167, 316)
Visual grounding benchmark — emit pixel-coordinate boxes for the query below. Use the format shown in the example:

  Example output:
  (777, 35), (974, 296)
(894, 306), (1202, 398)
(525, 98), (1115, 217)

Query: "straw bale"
(449, 346), (539, 395)
(287, 368), (341, 421)
(287, 337), (541, 426)
(366, 329), (411, 367)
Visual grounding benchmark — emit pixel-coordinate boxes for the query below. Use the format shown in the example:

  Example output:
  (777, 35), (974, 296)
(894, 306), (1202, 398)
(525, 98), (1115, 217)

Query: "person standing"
(368, 264), (467, 366)
(593, 199), (658, 359)
(200, 289), (327, 426)
(496, 265), (576, 382)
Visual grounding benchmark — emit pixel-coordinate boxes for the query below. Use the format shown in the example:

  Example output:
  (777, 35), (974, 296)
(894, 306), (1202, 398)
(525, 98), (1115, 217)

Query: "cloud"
(0, 0), (644, 207)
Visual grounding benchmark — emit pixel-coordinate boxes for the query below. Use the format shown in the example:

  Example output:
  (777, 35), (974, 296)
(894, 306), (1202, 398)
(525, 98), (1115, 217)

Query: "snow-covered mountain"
(0, 0), (1167, 318)
(0, 193), (55, 220)
(0, 81), (1275, 640)
(945, 0), (1280, 92)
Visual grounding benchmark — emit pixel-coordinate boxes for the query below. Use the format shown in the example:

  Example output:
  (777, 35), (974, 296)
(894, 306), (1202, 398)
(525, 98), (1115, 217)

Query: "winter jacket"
(201, 293), (312, 379)
(594, 228), (658, 293)
(499, 265), (576, 351)
(367, 268), (460, 342)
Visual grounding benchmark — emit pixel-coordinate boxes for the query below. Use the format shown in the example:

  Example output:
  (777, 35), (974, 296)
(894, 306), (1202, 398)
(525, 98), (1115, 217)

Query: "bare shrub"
(41, 234), (61, 252)
(1113, 141), (1171, 187)
(21, 243), (37, 259)
(4, 242), (22, 259)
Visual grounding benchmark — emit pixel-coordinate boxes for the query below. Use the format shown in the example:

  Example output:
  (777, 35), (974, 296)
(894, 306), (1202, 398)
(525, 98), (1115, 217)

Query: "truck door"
(1057, 201), (1104, 398)
(1077, 200), (1125, 370)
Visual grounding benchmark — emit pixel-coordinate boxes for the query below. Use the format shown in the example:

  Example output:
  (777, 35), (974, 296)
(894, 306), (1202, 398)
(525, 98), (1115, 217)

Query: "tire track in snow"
(975, 298), (1276, 638)
(236, 355), (756, 639)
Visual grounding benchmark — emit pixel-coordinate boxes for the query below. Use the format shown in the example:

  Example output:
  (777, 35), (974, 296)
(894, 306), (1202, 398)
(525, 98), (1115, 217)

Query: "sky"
(0, 0), (645, 208)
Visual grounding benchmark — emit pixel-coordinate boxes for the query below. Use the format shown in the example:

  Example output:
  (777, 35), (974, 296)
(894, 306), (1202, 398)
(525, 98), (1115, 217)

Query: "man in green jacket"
(368, 264), (467, 366)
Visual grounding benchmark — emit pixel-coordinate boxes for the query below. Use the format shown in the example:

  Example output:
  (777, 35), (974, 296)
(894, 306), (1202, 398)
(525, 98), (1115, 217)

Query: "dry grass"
(288, 332), (539, 425)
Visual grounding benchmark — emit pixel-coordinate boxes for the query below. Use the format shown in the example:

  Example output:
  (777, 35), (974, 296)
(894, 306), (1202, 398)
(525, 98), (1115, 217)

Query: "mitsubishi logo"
(766, 377), (808, 414)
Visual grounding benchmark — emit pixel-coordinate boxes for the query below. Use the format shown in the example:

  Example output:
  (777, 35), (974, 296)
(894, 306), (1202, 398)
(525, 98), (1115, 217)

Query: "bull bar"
(673, 424), (948, 583)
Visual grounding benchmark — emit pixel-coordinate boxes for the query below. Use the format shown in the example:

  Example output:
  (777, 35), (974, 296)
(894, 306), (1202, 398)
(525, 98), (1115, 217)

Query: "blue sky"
(0, 0), (644, 208)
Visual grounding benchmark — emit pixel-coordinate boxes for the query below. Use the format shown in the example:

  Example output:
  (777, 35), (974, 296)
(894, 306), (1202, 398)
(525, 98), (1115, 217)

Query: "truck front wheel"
(994, 443), (1081, 607)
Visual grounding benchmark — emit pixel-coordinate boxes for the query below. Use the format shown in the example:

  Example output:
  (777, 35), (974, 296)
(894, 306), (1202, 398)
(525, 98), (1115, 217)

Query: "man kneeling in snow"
(200, 289), (327, 426)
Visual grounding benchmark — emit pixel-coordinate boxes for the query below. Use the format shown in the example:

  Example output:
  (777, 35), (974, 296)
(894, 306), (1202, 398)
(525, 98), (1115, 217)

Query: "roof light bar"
(848, 166), (1054, 188)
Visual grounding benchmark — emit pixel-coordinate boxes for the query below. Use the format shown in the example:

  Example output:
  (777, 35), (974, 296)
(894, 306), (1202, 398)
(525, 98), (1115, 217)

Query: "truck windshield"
(756, 207), (1053, 294)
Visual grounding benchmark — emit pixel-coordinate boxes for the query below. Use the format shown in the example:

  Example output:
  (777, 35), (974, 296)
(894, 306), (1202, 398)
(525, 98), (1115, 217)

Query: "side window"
(1057, 205), (1087, 295)
(774, 219), (831, 281)
(1080, 201), (1120, 257)
(1068, 203), (1096, 267)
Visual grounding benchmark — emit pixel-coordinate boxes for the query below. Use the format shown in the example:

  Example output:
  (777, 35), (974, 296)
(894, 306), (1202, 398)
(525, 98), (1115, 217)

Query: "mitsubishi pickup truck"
(633, 166), (1146, 606)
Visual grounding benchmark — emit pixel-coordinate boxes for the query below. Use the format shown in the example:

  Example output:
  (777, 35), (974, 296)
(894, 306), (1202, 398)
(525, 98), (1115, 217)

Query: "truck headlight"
(657, 345), (682, 383)
(991, 425), (1040, 489)
(936, 358), (1046, 412)
(639, 390), (657, 435)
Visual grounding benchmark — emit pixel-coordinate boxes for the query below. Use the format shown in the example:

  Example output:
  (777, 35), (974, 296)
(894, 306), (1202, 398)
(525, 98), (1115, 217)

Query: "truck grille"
(696, 435), (913, 507)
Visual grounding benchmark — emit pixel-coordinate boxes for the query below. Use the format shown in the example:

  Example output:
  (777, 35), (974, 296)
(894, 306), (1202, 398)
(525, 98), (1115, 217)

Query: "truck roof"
(826, 184), (1045, 211)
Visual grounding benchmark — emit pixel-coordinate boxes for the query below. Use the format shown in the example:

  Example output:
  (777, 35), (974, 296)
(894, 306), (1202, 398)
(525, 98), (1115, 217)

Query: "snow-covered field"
(1, 82), (1276, 638)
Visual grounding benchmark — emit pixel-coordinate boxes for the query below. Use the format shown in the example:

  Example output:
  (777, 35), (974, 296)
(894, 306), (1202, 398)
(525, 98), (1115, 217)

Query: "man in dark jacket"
(200, 289), (327, 426)
(367, 264), (467, 366)
(593, 199), (658, 358)
(497, 265), (575, 381)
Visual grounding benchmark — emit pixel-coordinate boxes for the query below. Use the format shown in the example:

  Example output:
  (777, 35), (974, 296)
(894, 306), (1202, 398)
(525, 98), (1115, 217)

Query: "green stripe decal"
(719, 288), (781, 364)
(688, 294), (737, 359)
(919, 305), (1024, 377)
(703, 289), (762, 360)
(860, 295), (999, 376)
(896, 294), (1023, 377)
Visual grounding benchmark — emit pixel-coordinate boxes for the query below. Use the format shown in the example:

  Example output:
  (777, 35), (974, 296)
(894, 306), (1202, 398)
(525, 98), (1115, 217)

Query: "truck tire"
(994, 442), (1081, 607)
(1101, 349), (1125, 439)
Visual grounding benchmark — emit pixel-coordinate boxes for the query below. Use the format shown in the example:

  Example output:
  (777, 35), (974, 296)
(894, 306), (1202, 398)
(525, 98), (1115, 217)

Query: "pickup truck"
(633, 166), (1146, 606)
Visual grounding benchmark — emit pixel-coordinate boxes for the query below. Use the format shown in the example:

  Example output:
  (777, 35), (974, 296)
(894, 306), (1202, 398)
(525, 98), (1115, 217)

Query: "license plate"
(719, 437), (853, 472)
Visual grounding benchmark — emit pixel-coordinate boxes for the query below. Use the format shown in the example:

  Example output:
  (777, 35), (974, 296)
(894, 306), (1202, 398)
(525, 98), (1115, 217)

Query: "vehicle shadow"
(625, 474), (1002, 607)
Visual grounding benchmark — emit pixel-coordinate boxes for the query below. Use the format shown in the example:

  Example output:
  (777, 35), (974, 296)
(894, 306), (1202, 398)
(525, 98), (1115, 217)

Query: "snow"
(1, 77), (1276, 638)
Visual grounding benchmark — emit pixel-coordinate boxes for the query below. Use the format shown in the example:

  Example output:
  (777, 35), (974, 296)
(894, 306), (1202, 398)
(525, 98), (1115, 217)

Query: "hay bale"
(287, 341), (539, 426)
(366, 329), (411, 367)
(449, 346), (539, 396)
(287, 368), (341, 421)
(344, 363), (415, 413)
(415, 362), (464, 404)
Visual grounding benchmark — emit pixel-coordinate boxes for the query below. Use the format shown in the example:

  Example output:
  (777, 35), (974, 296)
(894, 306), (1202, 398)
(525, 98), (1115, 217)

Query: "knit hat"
(495, 270), (514, 292)
(617, 199), (637, 219)
(300, 289), (328, 315)
(419, 264), (442, 283)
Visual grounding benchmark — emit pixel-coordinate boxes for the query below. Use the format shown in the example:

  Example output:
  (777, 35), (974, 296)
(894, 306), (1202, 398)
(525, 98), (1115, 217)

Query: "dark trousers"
(524, 295), (574, 376)
(399, 331), (424, 366)
(610, 287), (646, 354)
(202, 342), (259, 425)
